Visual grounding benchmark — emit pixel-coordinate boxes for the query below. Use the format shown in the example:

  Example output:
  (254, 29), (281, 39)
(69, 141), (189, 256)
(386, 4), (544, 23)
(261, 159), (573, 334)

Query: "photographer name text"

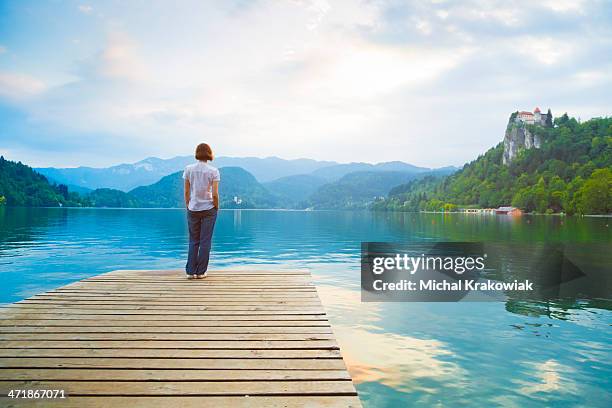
(372, 279), (534, 292)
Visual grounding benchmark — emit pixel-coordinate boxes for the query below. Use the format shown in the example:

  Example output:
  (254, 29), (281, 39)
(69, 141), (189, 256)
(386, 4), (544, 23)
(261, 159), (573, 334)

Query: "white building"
(516, 107), (547, 126)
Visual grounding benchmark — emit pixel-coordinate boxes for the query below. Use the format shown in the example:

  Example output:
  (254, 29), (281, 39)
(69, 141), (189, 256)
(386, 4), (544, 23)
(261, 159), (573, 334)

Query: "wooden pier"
(0, 269), (361, 407)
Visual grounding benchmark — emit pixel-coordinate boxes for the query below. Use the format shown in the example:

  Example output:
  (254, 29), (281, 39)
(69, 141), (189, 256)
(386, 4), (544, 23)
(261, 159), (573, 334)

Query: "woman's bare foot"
(187, 275), (195, 280)
(196, 273), (207, 279)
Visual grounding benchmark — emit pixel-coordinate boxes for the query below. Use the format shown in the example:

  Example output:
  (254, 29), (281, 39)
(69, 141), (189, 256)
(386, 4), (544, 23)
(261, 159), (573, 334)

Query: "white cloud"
(78, 5), (93, 15)
(296, 40), (472, 100)
(0, 72), (47, 99)
(463, 5), (523, 27)
(571, 68), (612, 85)
(414, 18), (433, 35)
(516, 36), (575, 65)
(436, 9), (450, 20)
(540, 0), (586, 14)
(302, 0), (332, 30)
(95, 32), (150, 81)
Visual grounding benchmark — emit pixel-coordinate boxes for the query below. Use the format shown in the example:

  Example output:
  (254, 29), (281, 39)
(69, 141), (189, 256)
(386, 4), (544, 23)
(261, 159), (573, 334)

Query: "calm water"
(1, 207), (611, 407)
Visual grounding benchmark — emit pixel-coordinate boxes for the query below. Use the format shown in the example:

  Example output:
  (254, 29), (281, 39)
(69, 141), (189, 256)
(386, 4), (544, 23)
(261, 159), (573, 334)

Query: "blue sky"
(1, 0), (611, 168)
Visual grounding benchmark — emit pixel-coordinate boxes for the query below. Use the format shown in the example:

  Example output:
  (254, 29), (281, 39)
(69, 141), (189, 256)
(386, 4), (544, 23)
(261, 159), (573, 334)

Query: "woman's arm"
(212, 180), (219, 209)
(184, 179), (190, 208)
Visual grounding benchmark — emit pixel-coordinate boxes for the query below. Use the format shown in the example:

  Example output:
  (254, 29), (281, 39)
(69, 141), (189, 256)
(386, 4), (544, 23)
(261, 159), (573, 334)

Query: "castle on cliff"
(515, 107), (551, 126)
(503, 107), (553, 165)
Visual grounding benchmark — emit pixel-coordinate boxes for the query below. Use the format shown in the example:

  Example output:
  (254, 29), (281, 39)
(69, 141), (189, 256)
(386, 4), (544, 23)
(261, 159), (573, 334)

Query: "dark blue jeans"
(186, 208), (217, 275)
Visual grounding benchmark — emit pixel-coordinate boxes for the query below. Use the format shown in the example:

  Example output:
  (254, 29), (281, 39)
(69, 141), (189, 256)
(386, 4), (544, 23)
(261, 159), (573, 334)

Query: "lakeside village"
(412, 206), (524, 216)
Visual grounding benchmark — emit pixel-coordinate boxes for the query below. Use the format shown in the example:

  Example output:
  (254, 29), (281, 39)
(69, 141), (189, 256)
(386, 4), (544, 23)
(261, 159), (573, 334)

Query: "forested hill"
(306, 169), (454, 210)
(128, 167), (277, 209)
(373, 115), (612, 215)
(0, 159), (277, 209)
(0, 156), (83, 207)
(82, 167), (278, 209)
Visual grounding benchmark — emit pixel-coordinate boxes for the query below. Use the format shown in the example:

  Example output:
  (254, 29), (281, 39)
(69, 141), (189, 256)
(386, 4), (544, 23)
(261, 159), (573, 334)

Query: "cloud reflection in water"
(317, 284), (464, 394)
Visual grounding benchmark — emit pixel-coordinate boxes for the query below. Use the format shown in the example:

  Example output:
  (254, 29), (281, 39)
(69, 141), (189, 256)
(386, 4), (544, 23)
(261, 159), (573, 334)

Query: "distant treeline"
(0, 156), (83, 207)
(373, 115), (612, 215)
(0, 164), (276, 209)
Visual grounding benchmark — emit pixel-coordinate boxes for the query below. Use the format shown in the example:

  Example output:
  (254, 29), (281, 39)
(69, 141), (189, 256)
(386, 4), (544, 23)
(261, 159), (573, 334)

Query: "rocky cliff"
(502, 121), (542, 165)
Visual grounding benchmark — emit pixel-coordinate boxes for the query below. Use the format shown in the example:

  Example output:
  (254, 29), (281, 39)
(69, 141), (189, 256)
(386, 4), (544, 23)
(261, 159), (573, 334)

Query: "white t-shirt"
(182, 161), (220, 211)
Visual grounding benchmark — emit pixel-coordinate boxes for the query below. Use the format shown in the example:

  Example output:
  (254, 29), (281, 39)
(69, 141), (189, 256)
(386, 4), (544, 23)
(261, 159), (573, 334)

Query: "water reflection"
(516, 359), (576, 395)
(318, 285), (463, 393)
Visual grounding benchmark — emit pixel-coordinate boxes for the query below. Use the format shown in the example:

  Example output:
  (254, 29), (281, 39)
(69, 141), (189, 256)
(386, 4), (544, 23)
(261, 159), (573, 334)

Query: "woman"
(183, 143), (220, 279)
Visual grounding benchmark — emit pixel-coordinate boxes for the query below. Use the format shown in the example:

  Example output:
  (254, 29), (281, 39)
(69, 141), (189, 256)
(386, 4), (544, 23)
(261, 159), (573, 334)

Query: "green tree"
(546, 109), (553, 127)
(576, 168), (611, 214)
(444, 203), (458, 212)
(0, 156), (86, 207)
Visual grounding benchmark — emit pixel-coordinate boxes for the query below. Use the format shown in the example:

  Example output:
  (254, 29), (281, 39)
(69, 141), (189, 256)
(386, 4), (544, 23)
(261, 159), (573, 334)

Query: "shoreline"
(3, 206), (610, 217)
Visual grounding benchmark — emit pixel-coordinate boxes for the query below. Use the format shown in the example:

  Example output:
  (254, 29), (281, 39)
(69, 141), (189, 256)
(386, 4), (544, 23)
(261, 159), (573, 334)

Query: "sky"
(0, 0), (611, 168)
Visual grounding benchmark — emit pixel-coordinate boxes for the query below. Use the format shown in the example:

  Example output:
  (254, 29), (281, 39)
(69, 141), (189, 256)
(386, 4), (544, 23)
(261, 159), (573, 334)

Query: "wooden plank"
(23, 296), (321, 306)
(82, 280), (314, 284)
(83, 277), (315, 282)
(36, 291), (319, 296)
(0, 326), (333, 334)
(0, 369), (352, 381)
(0, 349), (343, 359)
(19, 301), (323, 307)
(0, 340), (339, 349)
(0, 314), (328, 321)
(51, 286), (317, 290)
(30, 291), (319, 296)
(59, 280), (315, 284)
(0, 333), (335, 341)
(0, 396), (363, 408)
(9, 301), (324, 312)
(0, 319), (331, 327)
(103, 270), (311, 275)
(68, 283), (314, 287)
(16, 303), (323, 309)
(76, 282), (315, 286)
(0, 357), (345, 370)
(36, 293), (320, 299)
(64, 283), (316, 288)
(8, 304), (326, 312)
(0, 380), (357, 395)
(69, 283), (316, 287)
(1, 308), (326, 315)
(49, 289), (318, 294)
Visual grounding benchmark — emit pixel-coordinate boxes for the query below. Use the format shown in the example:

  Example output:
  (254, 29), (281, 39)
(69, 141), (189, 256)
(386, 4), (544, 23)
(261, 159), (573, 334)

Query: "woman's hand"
(184, 179), (191, 208)
(212, 180), (219, 209)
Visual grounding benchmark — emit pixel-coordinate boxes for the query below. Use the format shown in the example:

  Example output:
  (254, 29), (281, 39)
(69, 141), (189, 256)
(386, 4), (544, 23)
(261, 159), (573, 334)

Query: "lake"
(0, 207), (610, 407)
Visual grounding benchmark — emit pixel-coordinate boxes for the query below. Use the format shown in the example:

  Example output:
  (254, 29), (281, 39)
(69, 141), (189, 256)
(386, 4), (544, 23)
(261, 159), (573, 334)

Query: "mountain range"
(31, 155), (456, 210)
(35, 156), (332, 191)
(81, 165), (455, 210)
(35, 156), (451, 192)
